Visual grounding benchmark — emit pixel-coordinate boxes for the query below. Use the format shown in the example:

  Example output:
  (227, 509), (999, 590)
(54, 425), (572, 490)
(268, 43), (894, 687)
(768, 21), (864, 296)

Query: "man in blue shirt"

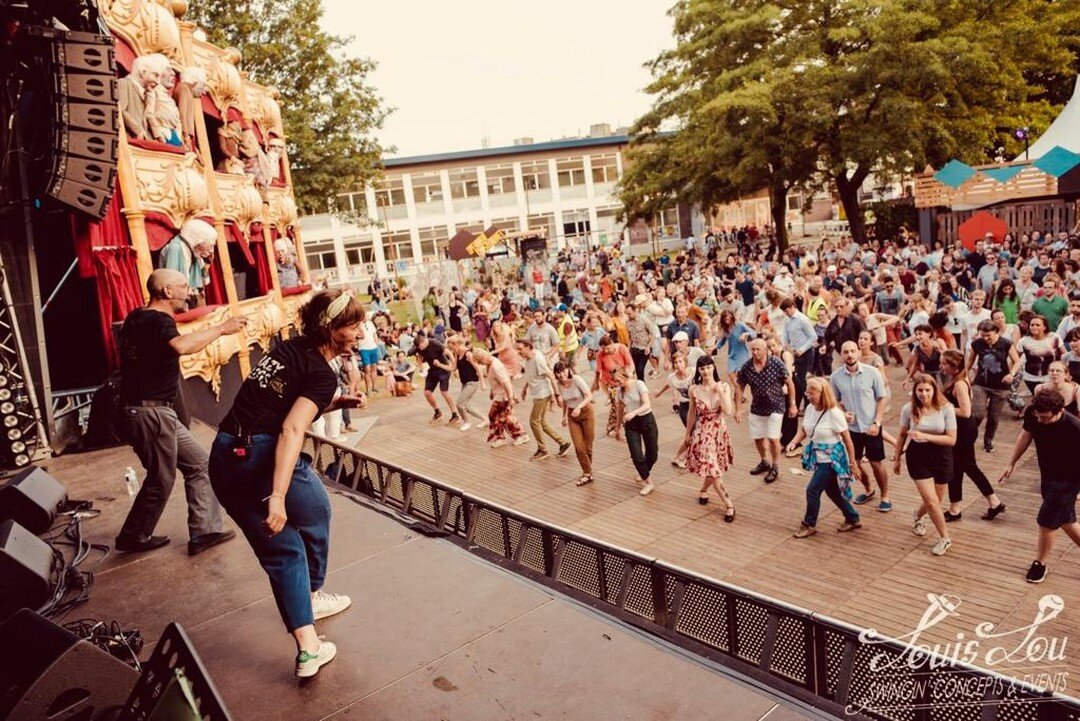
(780, 298), (817, 450)
(830, 341), (892, 512)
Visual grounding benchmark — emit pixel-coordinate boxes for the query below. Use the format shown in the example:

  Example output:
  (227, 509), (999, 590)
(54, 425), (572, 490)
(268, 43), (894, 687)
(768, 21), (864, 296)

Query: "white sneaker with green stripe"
(312, 589), (352, 621)
(296, 640), (337, 678)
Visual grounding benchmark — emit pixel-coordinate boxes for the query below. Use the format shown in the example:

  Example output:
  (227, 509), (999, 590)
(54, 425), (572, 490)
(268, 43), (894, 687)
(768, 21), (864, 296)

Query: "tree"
(626, 0), (1080, 245)
(186, 0), (388, 214)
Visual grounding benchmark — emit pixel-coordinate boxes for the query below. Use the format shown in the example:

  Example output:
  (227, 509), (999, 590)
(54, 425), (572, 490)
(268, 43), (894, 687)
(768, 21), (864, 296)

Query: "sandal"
(575, 475), (593, 487)
(724, 507), (736, 523)
(697, 494), (709, 505)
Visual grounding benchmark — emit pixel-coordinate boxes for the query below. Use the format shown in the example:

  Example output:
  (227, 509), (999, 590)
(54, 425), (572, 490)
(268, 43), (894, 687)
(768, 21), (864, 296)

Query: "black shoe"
(983, 440), (994, 452)
(982, 503), (1006, 520)
(698, 495), (709, 505)
(1026, 561), (1047, 584)
(188, 530), (236, 557)
(749, 460), (771, 475)
(556, 442), (572, 458)
(763, 465), (779, 484)
(115, 535), (170, 553)
(431, 410), (443, 424)
(943, 511), (962, 523)
(530, 449), (549, 461)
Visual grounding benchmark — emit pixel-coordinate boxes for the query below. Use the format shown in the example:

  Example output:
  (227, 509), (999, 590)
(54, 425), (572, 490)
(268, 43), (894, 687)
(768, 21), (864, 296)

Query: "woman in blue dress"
(714, 309), (755, 384)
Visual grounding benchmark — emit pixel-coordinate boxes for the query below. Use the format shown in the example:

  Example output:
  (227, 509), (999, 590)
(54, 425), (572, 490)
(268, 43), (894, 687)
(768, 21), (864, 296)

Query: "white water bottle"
(124, 467), (139, 496)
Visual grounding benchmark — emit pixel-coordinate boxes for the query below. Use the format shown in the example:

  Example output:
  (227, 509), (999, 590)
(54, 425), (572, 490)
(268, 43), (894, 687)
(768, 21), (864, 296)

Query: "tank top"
(915, 344), (941, 373)
(457, 353), (479, 384)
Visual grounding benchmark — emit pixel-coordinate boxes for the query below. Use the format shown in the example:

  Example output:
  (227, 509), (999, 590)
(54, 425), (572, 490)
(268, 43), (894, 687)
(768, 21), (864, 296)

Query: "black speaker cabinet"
(0, 610), (138, 721)
(55, 128), (119, 163)
(0, 521), (53, 621)
(47, 177), (113, 218)
(51, 157), (117, 191)
(53, 72), (118, 105)
(50, 42), (117, 74)
(55, 99), (119, 133)
(0, 467), (67, 534)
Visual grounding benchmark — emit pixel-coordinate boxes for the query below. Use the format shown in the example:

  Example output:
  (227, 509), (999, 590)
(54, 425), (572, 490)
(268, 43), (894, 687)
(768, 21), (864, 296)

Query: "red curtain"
(72, 184), (129, 278)
(205, 255), (226, 305)
(92, 247), (143, 368)
(251, 237), (273, 295)
(225, 222), (255, 265)
(114, 37), (136, 73)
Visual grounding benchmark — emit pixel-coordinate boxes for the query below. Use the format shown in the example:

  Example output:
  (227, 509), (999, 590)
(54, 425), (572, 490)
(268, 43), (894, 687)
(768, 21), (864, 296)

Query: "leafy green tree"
(627, 0), (1080, 244)
(187, 0), (388, 214)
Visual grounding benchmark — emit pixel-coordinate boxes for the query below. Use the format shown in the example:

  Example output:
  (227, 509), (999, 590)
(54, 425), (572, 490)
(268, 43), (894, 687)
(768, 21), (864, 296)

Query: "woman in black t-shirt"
(210, 290), (365, 679)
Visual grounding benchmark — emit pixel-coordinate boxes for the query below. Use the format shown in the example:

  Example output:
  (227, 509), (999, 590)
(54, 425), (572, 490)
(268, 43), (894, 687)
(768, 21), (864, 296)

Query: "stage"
(47, 431), (811, 720)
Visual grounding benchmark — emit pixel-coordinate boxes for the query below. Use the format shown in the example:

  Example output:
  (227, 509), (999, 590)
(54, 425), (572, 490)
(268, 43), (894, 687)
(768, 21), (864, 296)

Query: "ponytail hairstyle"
(300, 290), (365, 348)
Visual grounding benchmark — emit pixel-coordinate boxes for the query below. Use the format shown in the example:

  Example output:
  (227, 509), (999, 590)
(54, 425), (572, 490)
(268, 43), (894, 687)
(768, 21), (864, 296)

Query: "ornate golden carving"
(281, 290), (312, 331)
(264, 186), (297, 228)
(188, 39), (244, 117)
(214, 172), (263, 232)
(177, 306), (241, 395)
(238, 295), (286, 351)
(127, 147), (209, 227)
(99, 0), (182, 62)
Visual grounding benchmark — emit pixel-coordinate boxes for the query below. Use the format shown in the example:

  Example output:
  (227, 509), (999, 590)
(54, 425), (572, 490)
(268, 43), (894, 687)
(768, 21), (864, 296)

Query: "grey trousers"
(118, 405), (223, 542)
(456, 381), (486, 421)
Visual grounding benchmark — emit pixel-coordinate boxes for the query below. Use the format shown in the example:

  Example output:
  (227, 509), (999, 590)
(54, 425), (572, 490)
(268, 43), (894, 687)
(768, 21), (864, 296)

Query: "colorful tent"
(957, 211), (1008, 251)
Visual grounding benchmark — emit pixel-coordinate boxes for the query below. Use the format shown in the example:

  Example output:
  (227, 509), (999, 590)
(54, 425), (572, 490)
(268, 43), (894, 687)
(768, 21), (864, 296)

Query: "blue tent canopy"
(1033, 146), (1080, 178)
(933, 160), (977, 188)
(980, 166), (1025, 183)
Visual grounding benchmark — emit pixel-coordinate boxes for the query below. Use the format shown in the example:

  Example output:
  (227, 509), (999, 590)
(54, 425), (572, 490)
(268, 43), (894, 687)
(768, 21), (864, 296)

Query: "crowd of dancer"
(394, 229), (1080, 585)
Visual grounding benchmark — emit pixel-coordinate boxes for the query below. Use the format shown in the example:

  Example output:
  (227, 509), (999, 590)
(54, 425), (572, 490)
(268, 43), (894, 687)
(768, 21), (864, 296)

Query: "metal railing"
(303, 434), (1079, 721)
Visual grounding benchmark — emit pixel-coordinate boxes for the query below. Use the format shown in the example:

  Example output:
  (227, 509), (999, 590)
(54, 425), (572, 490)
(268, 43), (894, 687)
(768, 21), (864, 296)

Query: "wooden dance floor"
(352, 362), (1078, 690)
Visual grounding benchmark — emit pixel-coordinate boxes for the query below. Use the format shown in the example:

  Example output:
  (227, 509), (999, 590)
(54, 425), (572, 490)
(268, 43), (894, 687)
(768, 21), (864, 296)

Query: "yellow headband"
(320, 294), (351, 327)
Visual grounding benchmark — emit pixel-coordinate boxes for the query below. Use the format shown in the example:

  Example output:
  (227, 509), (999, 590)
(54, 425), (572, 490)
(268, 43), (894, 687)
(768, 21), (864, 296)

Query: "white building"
(299, 127), (684, 288)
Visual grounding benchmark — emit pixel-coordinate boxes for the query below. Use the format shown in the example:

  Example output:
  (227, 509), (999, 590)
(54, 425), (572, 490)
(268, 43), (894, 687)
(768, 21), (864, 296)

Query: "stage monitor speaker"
(0, 610), (139, 721)
(50, 41), (118, 74)
(0, 521), (53, 621)
(51, 156), (117, 194)
(46, 177), (113, 218)
(0, 466), (67, 534)
(55, 99), (119, 133)
(54, 72), (118, 104)
(55, 128), (119, 163)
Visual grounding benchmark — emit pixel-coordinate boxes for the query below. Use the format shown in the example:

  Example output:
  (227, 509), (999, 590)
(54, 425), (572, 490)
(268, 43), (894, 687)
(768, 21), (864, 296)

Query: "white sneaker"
(512, 435), (530, 446)
(913, 516), (927, 537)
(312, 589), (352, 620)
(295, 640), (337, 678)
(490, 439), (508, 448)
(459, 422), (472, 431)
(931, 538), (953, 556)
(639, 482), (655, 496)
(478, 420), (489, 428)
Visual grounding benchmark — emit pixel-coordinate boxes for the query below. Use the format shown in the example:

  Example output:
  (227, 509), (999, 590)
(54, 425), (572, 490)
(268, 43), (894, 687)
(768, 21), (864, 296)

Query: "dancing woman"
(616, 367), (659, 496)
(940, 350), (1005, 521)
(555, 360), (596, 486)
(786, 377), (862, 538)
(894, 373), (957, 556)
(684, 356), (736, 521)
(472, 348), (528, 448)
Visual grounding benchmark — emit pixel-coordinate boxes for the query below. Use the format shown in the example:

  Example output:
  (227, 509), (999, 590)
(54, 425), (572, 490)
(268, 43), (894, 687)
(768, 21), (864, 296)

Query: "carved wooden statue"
(118, 53), (167, 140)
(146, 61), (183, 147)
(176, 66), (208, 151)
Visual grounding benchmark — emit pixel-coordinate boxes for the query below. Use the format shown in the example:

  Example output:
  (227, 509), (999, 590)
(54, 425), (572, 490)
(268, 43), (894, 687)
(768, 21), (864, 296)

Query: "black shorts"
(1037, 481), (1078, 530)
(905, 443), (952, 485)
(851, 432), (886, 462)
(424, 371), (450, 393)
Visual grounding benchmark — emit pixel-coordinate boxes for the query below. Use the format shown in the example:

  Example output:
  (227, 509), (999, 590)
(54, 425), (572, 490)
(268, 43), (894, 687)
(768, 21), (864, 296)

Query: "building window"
(520, 160), (551, 190)
(305, 244), (337, 271)
(411, 172), (443, 204)
(383, 229), (413, 263)
(484, 164), (516, 195)
(417, 226), (442, 260)
(335, 191), (368, 216)
(555, 157), (586, 187)
(448, 169), (480, 199)
(342, 235), (374, 265)
(373, 176), (406, 208)
(591, 153), (619, 184)
(787, 193), (804, 211)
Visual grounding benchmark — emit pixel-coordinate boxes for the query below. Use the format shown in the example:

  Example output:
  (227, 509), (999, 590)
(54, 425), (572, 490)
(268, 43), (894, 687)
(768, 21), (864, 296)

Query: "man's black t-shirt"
(119, 308), (181, 405)
(735, 279), (756, 306)
(971, 338), (1012, 390)
(418, 340), (450, 375)
(1022, 408), (1080, 485)
(226, 339), (337, 434)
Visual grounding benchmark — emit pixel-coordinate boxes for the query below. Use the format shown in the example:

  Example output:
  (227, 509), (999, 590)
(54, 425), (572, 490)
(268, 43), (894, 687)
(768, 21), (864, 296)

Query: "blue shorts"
(359, 348), (380, 367)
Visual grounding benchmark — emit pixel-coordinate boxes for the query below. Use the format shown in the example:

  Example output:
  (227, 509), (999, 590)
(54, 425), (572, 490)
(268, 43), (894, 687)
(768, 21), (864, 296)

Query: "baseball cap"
(557, 303), (568, 312)
(672, 331), (689, 343)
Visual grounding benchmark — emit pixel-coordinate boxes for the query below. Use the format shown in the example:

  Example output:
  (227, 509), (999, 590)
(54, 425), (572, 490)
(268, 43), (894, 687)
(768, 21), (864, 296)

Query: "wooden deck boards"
(351, 362), (1079, 686)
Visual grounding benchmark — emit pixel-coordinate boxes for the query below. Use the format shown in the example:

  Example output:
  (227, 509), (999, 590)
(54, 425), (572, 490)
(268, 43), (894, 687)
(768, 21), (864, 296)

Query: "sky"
(322, 0), (676, 159)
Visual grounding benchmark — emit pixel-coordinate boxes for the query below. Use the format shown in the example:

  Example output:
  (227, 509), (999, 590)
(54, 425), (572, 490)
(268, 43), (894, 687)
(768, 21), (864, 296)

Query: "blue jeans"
(803, 463), (860, 527)
(209, 432), (330, 631)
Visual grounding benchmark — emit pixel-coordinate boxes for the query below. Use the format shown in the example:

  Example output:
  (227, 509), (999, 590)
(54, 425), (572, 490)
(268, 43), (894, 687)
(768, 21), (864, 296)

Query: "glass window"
(410, 173), (443, 204)
(555, 157), (586, 187)
(417, 226), (442, 260)
(383, 229), (413, 262)
(590, 153), (619, 184)
(484, 164), (516, 195)
(342, 234), (374, 265)
(520, 160), (550, 190)
(448, 169), (480, 199)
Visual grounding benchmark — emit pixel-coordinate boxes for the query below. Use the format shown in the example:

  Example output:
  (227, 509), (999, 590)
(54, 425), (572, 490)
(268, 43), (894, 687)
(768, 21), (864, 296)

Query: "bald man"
(116, 269), (248, 554)
(735, 338), (797, 483)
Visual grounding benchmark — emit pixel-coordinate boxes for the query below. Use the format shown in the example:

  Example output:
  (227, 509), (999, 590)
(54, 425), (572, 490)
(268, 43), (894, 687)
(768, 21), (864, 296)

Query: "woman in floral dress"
(471, 349), (528, 448)
(685, 356), (736, 521)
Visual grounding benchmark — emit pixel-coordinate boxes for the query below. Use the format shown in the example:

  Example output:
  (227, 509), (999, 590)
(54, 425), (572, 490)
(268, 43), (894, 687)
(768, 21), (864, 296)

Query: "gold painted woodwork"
(98, 0), (183, 63)
(914, 163), (1058, 209)
(238, 295), (286, 352)
(281, 290), (311, 334)
(188, 39), (244, 118)
(127, 147), (209, 227)
(176, 305), (241, 395)
(264, 186), (298, 229)
(214, 172), (264, 232)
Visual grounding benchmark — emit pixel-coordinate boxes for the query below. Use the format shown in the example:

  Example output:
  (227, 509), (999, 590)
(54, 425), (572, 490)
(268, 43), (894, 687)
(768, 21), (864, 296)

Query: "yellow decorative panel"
(128, 147), (209, 227)
(177, 306), (241, 395)
(214, 172), (263, 231)
(238, 295), (286, 351)
(99, 0), (182, 62)
(188, 39), (243, 117)
(265, 186), (298, 228)
(281, 290), (311, 332)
